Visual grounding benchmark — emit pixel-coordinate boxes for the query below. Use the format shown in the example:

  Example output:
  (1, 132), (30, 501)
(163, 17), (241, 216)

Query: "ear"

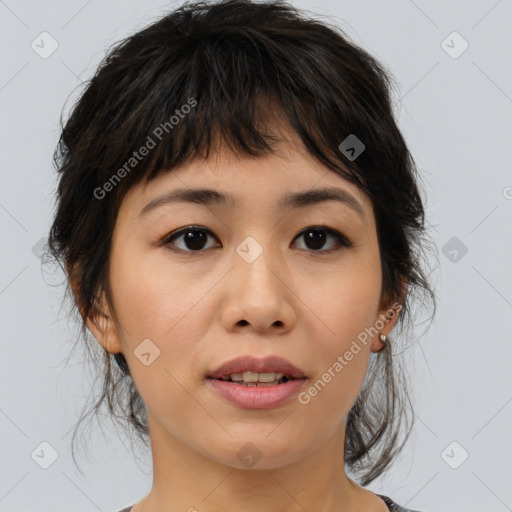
(66, 261), (123, 354)
(85, 293), (124, 354)
(370, 280), (407, 353)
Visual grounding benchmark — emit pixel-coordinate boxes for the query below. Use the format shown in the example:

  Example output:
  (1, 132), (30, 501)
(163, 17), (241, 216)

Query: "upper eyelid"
(162, 225), (353, 248)
(165, 225), (345, 239)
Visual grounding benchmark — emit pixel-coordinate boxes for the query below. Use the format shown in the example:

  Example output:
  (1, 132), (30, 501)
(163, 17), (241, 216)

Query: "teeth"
(227, 372), (285, 383)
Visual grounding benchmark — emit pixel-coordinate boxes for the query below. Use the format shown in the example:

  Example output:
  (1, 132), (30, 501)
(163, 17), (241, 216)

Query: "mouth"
(205, 357), (308, 409)
(206, 355), (307, 383)
(207, 372), (302, 386)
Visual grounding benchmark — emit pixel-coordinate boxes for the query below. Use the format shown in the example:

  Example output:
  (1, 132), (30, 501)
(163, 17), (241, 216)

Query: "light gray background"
(1, 1), (511, 511)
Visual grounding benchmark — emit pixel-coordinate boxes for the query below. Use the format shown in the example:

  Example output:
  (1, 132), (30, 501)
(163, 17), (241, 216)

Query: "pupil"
(185, 229), (207, 250)
(305, 229), (326, 250)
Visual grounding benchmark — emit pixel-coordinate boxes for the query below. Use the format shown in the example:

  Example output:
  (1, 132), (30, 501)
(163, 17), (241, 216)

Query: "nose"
(219, 240), (296, 334)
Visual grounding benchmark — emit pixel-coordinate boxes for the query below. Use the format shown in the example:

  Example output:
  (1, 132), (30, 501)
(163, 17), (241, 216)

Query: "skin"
(82, 128), (403, 512)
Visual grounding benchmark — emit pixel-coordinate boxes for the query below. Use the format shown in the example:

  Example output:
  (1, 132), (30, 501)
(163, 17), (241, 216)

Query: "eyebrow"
(138, 186), (365, 219)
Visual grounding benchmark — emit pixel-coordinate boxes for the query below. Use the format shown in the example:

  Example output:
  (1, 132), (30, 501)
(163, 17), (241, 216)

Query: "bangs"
(67, 14), (379, 200)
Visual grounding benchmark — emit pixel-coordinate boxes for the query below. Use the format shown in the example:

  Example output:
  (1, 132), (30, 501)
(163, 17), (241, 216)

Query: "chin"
(201, 434), (309, 471)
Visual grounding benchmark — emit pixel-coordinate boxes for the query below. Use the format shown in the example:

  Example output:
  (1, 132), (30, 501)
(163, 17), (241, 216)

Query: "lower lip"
(206, 378), (307, 409)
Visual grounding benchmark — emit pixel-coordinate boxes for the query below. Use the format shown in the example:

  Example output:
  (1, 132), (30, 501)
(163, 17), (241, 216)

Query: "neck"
(136, 412), (384, 512)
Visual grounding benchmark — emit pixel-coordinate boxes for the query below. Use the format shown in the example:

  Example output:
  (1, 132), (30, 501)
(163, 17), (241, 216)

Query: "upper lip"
(207, 355), (307, 380)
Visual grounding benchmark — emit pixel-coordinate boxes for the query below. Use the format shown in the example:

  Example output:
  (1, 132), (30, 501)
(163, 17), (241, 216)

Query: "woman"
(47, 1), (435, 510)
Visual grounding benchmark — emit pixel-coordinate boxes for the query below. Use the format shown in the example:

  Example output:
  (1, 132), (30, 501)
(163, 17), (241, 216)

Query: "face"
(87, 132), (400, 471)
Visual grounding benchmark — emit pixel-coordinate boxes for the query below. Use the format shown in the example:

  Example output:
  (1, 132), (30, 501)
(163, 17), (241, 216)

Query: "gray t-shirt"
(117, 494), (422, 511)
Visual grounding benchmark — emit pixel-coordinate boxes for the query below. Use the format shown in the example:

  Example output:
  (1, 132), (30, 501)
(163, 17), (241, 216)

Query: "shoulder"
(377, 494), (424, 512)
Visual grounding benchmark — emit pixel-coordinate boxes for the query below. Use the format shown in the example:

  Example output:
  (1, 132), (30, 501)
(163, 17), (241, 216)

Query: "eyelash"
(159, 225), (354, 255)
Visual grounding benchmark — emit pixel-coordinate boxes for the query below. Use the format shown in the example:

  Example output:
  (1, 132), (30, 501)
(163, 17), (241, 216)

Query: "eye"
(161, 226), (219, 252)
(292, 226), (353, 253)
(160, 225), (353, 254)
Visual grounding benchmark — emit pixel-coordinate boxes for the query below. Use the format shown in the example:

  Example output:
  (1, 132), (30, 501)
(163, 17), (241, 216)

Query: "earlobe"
(370, 304), (400, 353)
(86, 294), (124, 354)
(371, 285), (406, 353)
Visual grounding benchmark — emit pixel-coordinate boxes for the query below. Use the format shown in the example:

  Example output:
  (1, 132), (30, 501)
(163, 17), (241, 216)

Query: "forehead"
(119, 133), (374, 227)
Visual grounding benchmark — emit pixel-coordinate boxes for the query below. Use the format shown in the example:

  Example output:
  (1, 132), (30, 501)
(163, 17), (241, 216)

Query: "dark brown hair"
(46, 0), (436, 485)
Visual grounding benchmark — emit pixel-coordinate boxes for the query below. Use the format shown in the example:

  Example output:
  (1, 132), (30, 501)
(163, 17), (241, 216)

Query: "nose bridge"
(234, 233), (281, 289)
(220, 232), (295, 332)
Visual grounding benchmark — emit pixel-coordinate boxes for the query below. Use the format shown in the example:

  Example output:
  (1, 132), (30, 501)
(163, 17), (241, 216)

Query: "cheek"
(109, 243), (208, 340)
(108, 246), (218, 391)
(296, 254), (381, 420)
(303, 252), (382, 343)
(108, 256), (211, 423)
